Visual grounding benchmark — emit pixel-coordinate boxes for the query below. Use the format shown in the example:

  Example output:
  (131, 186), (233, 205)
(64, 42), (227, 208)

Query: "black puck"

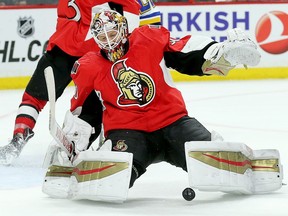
(182, 187), (196, 201)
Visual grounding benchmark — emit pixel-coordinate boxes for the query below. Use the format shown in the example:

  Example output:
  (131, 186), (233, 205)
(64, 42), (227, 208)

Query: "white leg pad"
(252, 149), (283, 193)
(42, 165), (73, 199)
(42, 140), (72, 168)
(68, 151), (133, 203)
(185, 141), (283, 194)
(42, 141), (74, 199)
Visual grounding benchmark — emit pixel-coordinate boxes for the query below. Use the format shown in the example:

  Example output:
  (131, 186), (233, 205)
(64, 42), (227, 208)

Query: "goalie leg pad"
(185, 141), (254, 194)
(42, 165), (73, 199)
(42, 142), (74, 199)
(68, 150), (133, 203)
(185, 141), (283, 194)
(252, 149), (283, 193)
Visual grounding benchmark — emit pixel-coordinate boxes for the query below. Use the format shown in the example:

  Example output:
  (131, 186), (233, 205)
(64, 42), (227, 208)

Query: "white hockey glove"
(62, 111), (93, 154)
(42, 140), (73, 168)
(203, 28), (261, 76)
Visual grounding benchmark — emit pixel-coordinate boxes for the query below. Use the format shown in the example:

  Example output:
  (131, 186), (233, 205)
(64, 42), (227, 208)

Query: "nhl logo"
(17, 17), (35, 38)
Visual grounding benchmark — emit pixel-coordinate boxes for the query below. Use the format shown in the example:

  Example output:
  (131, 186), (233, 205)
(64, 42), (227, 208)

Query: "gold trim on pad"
(189, 151), (252, 174)
(252, 159), (279, 172)
(73, 161), (129, 183)
(189, 151), (280, 174)
(46, 165), (73, 178)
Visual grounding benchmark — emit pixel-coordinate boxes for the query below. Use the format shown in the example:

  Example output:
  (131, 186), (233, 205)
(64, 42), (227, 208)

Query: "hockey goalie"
(41, 9), (283, 202)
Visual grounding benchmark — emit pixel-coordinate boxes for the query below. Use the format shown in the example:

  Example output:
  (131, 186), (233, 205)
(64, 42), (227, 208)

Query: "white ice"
(0, 79), (287, 216)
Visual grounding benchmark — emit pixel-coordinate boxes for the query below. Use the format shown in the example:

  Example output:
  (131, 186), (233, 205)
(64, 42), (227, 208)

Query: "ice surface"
(0, 79), (287, 216)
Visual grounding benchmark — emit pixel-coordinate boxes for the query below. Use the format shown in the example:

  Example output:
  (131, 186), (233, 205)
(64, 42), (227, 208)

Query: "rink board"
(1, 67), (288, 90)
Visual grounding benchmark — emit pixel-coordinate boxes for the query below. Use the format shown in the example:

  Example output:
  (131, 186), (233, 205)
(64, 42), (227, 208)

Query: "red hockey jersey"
(47, 0), (140, 57)
(70, 25), (214, 134)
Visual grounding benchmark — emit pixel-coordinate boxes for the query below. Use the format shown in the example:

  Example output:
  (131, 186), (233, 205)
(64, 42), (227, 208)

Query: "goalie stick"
(44, 66), (75, 157)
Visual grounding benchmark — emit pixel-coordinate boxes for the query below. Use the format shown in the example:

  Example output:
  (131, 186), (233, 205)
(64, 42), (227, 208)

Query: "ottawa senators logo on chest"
(111, 59), (155, 107)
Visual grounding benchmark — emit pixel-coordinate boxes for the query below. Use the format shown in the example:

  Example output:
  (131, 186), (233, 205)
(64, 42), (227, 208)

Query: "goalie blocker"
(185, 141), (283, 194)
(42, 149), (133, 203)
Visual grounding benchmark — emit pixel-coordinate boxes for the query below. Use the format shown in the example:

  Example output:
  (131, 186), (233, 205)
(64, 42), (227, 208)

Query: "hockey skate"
(0, 128), (34, 165)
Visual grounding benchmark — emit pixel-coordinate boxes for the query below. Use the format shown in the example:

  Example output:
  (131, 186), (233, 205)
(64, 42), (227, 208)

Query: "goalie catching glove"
(203, 28), (261, 76)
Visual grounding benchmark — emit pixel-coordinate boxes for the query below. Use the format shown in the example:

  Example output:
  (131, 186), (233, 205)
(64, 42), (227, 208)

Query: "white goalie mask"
(91, 10), (129, 62)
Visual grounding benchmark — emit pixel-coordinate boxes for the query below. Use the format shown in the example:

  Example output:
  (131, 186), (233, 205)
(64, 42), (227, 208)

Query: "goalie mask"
(91, 10), (129, 62)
